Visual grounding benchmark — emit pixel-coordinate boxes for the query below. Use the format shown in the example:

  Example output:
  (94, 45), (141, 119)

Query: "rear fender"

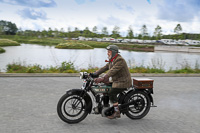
(118, 90), (134, 104)
(123, 89), (154, 106)
(66, 89), (93, 113)
(135, 89), (154, 106)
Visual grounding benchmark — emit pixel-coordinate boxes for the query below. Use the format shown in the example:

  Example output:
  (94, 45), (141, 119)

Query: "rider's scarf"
(105, 54), (118, 62)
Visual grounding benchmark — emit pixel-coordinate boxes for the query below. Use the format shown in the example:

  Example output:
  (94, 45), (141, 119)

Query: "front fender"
(66, 89), (93, 113)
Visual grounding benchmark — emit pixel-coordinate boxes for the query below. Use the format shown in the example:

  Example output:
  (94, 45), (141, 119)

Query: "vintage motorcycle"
(57, 72), (156, 124)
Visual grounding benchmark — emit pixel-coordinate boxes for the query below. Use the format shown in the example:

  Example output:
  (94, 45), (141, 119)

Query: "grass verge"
(6, 61), (200, 73)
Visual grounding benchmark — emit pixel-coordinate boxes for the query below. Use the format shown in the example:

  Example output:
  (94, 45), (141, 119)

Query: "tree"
(53, 28), (59, 37)
(74, 27), (79, 31)
(0, 25), (3, 35)
(92, 26), (98, 34)
(101, 27), (108, 36)
(83, 27), (91, 37)
(91, 26), (97, 37)
(41, 29), (48, 37)
(137, 34), (142, 39)
(85, 27), (89, 31)
(67, 27), (71, 32)
(140, 25), (148, 40)
(153, 25), (162, 40)
(48, 27), (53, 37)
(127, 25), (134, 39)
(59, 28), (65, 37)
(111, 26), (120, 38)
(16, 27), (23, 36)
(174, 24), (182, 34)
(23, 30), (35, 36)
(0, 20), (18, 35)
(67, 27), (81, 38)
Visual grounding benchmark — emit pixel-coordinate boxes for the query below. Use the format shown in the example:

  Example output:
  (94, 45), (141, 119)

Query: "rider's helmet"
(106, 45), (119, 58)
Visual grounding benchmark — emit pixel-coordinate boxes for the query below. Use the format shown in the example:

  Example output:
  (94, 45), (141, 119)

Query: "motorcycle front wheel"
(125, 91), (151, 119)
(57, 93), (88, 124)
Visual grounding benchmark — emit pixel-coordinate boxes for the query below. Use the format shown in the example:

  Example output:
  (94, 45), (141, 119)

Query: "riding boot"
(107, 106), (121, 119)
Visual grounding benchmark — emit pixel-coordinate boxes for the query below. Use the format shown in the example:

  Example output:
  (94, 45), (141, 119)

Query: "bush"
(7, 62), (27, 73)
(26, 65), (43, 73)
(59, 61), (77, 72)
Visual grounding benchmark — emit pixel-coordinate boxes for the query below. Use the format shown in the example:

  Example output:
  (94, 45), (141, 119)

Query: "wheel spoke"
(125, 91), (151, 119)
(76, 107), (82, 110)
(67, 106), (72, 108)
(68, 108), (73, 113)
(62, 96), (85, 117)
(57, 93), (89, 124)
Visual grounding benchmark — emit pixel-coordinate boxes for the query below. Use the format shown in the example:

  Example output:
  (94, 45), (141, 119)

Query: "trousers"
(108, 88), (127, 103)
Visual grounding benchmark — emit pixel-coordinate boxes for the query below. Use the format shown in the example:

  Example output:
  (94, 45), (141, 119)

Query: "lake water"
(0, 44), (200, 72)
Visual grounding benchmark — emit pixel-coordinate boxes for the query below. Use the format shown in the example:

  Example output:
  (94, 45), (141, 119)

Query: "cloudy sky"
(0, 0), (200, 36)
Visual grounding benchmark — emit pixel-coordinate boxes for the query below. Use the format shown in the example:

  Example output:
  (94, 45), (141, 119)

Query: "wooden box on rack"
(133, 78), (154, 89)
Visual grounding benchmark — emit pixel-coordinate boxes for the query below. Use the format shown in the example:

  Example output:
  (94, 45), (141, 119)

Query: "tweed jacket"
(96, 54), (132, 88)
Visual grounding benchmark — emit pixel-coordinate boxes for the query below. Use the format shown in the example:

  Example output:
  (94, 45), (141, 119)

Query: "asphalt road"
(0, 77), (200, 133)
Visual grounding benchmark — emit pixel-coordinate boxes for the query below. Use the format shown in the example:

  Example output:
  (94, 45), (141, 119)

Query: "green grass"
(0, 47), (5, 53)
(56, 41), (93, 49)
(56, 40), (111, 49)
(5, 61), (200, 73)
(0, 39), (20, 46)
(129, 66), (165, 73)
(190, 45), (200, 47)
(0, 35), (65, 45)
(167, 67), (200, 73)
(28, 38), (66, 45)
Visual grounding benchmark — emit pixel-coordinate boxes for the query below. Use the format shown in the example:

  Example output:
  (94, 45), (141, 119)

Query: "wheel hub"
(72, 104), (77, 109)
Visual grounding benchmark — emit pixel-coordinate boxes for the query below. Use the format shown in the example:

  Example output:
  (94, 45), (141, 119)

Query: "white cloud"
(17, 8), (47, 20)
(0, 0), (57, 8)
(157, 0), (200, 22)
(114, 3), (135, 14)
(0, 0), (200, 35)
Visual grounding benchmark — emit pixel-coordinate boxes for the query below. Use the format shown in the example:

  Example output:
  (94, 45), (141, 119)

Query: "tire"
(57, 93), (89, 124)
(125, 91), (151, 119)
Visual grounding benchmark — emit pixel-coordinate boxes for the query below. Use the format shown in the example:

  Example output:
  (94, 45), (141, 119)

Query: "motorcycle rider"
(92, 45), (132, 119)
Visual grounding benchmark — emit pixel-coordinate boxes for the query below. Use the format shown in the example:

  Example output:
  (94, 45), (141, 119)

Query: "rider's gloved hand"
(94, 75), (109, 84)
(90, 72), (99, 78)
(94, 77), (104, 83)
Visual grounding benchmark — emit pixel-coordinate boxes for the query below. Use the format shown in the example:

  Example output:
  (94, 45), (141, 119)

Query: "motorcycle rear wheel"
(57, 93), (88, 124)
(125, 91), (151, 119)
